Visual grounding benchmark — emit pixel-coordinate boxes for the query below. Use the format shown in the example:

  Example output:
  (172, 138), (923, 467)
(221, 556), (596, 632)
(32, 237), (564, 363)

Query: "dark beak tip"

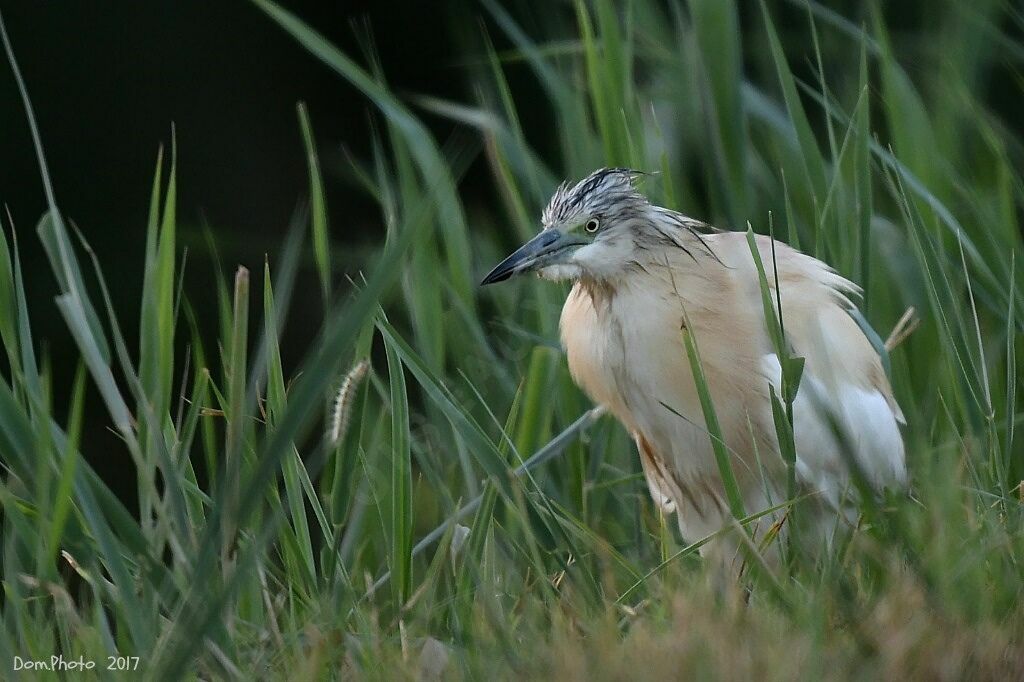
(480, 269), (512, 286)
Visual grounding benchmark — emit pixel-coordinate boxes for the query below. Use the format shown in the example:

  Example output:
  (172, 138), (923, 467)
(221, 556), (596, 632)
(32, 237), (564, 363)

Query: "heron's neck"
(576, 274), (619, 308)
(574, 239), (723, 316)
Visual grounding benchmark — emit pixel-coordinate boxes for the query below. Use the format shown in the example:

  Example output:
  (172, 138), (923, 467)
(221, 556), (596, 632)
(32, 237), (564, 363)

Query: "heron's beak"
(480, 229), (585, 285)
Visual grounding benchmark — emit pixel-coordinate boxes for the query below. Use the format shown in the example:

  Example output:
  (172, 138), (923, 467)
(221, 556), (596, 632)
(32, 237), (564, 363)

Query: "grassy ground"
(1, 0), (1023, 679)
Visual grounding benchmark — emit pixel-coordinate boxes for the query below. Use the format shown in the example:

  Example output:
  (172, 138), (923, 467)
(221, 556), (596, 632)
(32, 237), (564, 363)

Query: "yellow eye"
(585, 218), (600, 233)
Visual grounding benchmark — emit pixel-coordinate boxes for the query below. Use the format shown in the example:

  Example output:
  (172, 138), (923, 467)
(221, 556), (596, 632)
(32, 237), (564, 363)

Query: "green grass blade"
(678, 319), (745, 520)
(297, 101), (331, 307)
(383, 328), (413, 606)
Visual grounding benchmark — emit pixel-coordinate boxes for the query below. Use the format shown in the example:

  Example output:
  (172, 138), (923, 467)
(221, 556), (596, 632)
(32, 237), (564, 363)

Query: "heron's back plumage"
(560, 228), (906, 555)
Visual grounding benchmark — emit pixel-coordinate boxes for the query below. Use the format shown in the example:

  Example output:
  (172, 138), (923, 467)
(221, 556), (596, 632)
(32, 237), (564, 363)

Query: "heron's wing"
(633, 430), (677, 514)
(729, 233), (907, 505)
(761, 352), (906, 509)
(757, 291), (906, 507)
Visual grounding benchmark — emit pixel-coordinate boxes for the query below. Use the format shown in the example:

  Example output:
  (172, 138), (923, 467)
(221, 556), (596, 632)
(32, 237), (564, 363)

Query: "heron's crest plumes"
(541, 167), (649, 229)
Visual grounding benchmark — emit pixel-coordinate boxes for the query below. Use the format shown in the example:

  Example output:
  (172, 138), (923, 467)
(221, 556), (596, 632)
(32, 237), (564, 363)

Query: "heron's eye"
(584, 218), (600, 233)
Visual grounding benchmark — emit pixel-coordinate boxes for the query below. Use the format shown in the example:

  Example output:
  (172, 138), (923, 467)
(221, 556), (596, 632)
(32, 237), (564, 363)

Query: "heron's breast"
(559, 283), (694, 433)
(560, 278), (771, 479)
(559, 284), (631, 421)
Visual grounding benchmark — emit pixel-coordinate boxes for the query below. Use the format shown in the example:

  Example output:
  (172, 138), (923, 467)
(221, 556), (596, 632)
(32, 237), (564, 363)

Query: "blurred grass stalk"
(1, 0), (1022, 678)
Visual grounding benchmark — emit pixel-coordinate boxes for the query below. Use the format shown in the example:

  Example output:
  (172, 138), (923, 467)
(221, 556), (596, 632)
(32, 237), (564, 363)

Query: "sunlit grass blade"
(297, 101), (332, 308)
(139, 141), (177, 424)
(43, 361), (86, 576)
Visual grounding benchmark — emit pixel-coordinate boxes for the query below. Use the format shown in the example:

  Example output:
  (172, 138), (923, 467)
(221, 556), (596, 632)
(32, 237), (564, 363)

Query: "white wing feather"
(760, 352), (906, 510)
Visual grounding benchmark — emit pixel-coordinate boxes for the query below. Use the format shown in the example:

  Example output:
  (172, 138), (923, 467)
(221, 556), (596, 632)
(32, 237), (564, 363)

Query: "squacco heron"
(482, 168), (906, 569)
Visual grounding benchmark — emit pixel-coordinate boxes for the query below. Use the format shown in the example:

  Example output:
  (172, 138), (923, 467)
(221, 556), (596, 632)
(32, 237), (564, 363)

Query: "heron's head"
(481, 167), (652, 285)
